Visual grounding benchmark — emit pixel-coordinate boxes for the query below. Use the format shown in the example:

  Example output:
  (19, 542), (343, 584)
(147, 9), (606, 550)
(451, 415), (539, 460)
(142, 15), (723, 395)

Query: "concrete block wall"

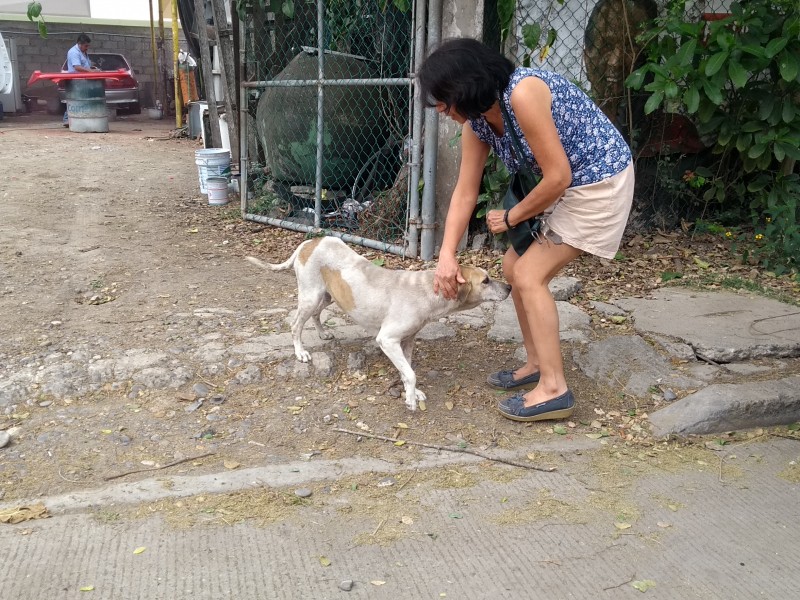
(1, 20), (188, 108)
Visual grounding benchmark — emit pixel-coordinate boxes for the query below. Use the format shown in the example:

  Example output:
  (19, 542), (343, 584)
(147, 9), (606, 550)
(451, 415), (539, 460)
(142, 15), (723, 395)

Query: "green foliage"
(626, 0), (800, 273)
(26, 2), (47, 38)
(497, 0), (560, 64)
(476, 153), (510, 218)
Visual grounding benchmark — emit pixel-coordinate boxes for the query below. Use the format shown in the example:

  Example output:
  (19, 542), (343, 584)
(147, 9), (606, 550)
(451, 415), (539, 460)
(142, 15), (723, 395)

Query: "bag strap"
(499, 98), (539, 191)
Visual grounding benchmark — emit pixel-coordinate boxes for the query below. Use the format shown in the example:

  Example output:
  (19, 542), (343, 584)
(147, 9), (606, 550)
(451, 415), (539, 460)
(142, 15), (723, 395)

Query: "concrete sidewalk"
(1, 436), (798, 599)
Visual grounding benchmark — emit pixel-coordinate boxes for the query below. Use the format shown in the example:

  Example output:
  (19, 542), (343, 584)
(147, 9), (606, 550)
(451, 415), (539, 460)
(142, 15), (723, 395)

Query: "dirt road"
(1, 113), (573, 502)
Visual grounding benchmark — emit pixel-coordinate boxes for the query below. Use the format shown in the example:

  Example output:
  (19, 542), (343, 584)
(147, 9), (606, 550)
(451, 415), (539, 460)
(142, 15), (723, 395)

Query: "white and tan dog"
(247, 237), (511, 410)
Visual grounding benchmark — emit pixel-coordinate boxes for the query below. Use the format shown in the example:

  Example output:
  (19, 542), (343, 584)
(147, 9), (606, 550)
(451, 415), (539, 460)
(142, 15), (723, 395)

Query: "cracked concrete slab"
(649, 375), (800, 436)
(615, 288), (800, 362)
(573, 335), (708, 396)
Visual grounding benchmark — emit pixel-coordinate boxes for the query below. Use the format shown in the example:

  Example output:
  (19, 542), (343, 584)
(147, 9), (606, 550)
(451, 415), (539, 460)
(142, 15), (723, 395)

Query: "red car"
(57, 52), (141, 114)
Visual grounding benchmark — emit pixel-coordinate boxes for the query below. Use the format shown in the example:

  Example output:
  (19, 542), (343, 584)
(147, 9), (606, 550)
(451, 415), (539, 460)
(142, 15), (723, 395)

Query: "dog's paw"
(295, 350), (312, 362)
(405, 389), (426, 411)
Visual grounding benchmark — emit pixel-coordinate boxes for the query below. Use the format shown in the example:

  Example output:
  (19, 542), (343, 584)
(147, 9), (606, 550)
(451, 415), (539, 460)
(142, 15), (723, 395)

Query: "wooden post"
(193, 0), (222, 148)
(210, 0), (239, 163)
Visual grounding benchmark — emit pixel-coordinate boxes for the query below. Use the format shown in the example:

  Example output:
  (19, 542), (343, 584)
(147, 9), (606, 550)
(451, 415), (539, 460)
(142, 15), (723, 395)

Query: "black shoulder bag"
(499, 100), (543, 256)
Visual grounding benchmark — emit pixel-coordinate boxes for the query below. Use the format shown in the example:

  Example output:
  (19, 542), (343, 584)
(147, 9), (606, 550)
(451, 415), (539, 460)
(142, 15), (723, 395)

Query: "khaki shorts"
(541, 163), (635, 259)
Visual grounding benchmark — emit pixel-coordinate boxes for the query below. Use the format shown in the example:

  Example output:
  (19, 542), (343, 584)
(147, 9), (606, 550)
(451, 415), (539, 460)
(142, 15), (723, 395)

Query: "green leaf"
(644, 91), (663, 115)
(371, 257), (385, 267)
(661, 271), (683, 282)
(765, 37), (788, 59)
(728, 61), (748, 89)
(675, 39), (697, 67)
(683, 87), (700, 113)
(779, 52), (799, 82)
(704, 52), (729, 77)
(702, 79), (723, 105)
(779, 142), (800, 160)
(693, 257), (710, 269)
(545, 28), (557, 48)
(553, 425), (567, 435)
(496, 0), (515, 43)
(631, 579), (657, 592)
(281, 0), (294, 19)
(664, 80), (678, 99)
(741, 121), (763, 133)
(37, 20), (47, 38)
(782, 98), (796, 123)
(788, 423), (800, 431)
(747, 143), (767, 159)
(758, 96), (775, 120)
(522, 23), (542, 49)
(27, 1), (42, 20)
(625, 69), (646, 90)
(740, 44), (766, 59)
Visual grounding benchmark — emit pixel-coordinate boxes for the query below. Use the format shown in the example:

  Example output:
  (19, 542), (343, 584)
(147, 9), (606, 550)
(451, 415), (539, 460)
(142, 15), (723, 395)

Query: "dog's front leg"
(376, 331), (425, 411)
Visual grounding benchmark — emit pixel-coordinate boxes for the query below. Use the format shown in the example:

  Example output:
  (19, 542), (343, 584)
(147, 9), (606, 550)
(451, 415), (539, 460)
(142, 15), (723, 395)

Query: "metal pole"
(314, 0), (325, 229)
(407, 0), (427, 259)
(243, 77), (409, 88)
(244, 214), (407, 256)
(157, 0), (167, 110)
(420, 0), (443, 261)
(148, 0), (159, 106)
(172, 0), (182, 128)
(239, 10), (248, 214)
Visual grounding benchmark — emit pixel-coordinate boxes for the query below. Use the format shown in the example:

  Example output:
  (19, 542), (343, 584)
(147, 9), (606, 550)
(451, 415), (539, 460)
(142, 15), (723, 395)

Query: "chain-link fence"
(239, 1), (734, 252)
(240, 0), (414, 255)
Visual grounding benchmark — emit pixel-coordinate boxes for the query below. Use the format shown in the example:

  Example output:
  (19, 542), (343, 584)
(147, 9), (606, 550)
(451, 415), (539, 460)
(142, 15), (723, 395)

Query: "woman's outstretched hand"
(433, 254), (465, 300)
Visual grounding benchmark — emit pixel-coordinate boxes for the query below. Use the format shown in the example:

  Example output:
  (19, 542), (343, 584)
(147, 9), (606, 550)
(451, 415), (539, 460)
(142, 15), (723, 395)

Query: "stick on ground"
(333, 428), (556, 472)
(104, 452), (216, 481)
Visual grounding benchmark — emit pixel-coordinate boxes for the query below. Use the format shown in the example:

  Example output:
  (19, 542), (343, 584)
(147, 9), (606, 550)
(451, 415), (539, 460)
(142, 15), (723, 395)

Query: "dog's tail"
(246, 243), (306, 272)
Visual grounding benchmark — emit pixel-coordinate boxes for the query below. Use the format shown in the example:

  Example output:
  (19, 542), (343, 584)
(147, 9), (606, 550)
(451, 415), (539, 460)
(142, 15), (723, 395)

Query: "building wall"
(0, 19), (186, 108)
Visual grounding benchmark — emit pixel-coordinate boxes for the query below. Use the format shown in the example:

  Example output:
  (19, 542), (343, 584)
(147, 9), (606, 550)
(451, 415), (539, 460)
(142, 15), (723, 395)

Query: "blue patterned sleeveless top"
(469, 67), (631, 187)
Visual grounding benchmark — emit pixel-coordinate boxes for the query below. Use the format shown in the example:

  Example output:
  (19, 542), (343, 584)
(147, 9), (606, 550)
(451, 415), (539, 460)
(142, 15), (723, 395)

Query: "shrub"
(626, 0), (800, 273)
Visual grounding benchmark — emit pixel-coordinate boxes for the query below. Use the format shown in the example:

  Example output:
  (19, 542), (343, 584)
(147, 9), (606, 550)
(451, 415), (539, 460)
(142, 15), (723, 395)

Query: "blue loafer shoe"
(486, 369), (540, 390)
(497, 390), (575, 422)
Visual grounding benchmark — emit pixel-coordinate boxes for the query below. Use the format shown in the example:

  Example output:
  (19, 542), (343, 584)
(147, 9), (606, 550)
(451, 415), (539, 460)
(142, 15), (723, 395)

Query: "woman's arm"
(487, 77), (572, 232)
(434, 123), (490, 299)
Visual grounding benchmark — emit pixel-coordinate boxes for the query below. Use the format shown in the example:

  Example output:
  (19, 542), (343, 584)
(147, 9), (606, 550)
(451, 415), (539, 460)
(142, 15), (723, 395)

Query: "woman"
(417, 38), (634, 422)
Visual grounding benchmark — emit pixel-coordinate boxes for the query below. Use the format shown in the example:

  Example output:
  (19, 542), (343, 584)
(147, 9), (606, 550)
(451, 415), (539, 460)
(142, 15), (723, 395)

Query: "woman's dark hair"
(77, 33), (91, 44)
(417, 38), (514, 119)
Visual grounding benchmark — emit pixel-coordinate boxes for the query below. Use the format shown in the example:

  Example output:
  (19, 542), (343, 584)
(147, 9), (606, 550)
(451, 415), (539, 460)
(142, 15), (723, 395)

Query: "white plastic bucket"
(206, 176), (229, 206)
(195, 148), (231, 194)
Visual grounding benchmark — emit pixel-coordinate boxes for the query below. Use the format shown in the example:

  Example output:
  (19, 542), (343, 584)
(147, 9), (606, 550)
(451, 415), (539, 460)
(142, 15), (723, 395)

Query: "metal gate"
(238, 0), (422, 256)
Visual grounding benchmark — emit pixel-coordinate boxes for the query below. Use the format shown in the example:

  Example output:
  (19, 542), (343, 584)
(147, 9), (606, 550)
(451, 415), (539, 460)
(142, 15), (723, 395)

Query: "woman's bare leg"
(511, 239), (582, 407)
(502, 247), (539, 378)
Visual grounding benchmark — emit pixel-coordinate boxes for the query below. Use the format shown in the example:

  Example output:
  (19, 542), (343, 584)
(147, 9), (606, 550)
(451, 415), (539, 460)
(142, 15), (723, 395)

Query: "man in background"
(62, 33), (97, 126)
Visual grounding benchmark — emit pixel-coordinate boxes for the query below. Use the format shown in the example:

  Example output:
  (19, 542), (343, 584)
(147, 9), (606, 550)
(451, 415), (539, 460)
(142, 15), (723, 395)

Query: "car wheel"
(46, 99), (66, 115)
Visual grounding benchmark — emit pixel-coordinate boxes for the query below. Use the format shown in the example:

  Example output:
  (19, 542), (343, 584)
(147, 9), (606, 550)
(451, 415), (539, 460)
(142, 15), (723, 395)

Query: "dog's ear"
(456, 267), (475, 303)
